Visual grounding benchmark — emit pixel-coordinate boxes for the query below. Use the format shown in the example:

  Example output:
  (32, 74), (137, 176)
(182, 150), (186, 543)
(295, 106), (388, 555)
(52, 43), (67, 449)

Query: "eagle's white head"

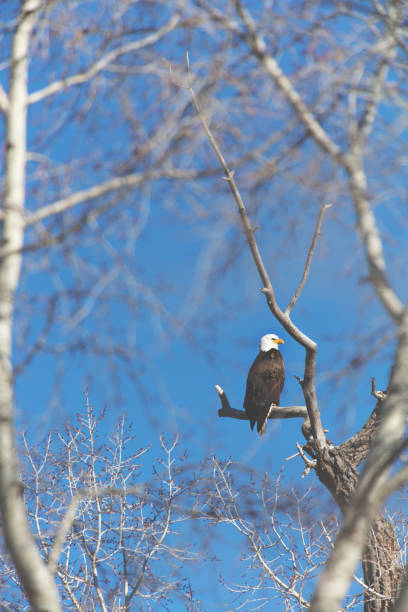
(259, 333), (284, 352)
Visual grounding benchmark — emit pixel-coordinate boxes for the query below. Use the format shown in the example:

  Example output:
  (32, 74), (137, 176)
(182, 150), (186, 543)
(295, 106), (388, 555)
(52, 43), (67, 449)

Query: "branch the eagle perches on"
(215, 384), (308, 422)
(215, 380), (386, 433)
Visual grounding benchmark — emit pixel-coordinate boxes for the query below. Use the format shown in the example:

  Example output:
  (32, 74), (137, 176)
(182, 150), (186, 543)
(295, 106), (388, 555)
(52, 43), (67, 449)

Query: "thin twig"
(296, 442), (317, 477)
(371, 377), (387, 401)
(286, 204), (332, 315)
(48, 485), (142, 574)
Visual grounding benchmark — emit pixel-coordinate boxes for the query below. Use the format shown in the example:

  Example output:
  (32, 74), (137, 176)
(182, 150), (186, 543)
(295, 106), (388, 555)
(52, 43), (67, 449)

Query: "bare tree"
(194, 1), (408, 610)
(2, 0), (408, 610)
(0, 397), (202, 611)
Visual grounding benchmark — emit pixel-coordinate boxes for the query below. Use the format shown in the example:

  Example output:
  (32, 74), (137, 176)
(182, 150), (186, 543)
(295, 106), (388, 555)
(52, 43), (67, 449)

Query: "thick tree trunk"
(362, 520), (402, 612)
(312, 408), (403, 611)
(0, 2), (61, 610)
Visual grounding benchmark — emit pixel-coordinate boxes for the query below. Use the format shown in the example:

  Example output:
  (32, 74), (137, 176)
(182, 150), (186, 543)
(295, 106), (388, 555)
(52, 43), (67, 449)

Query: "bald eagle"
(244, 333), (285, 435)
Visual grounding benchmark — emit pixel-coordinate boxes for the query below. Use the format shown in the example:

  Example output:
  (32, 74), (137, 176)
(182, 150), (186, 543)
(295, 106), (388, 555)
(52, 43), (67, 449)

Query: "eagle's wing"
(244, 351), (284, 435)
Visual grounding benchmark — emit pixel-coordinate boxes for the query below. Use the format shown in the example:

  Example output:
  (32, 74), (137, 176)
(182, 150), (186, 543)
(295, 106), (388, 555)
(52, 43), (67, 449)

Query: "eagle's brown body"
(244, 348), (285, 435)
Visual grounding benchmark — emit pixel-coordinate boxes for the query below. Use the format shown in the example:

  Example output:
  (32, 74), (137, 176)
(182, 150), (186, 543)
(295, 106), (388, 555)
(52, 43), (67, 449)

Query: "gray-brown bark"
(363, 523), (402, 612)
(310, 401), (403, 611)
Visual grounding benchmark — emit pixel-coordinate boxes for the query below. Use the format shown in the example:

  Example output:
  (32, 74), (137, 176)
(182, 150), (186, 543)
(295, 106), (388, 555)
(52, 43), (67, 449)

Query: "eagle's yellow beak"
(276, 338), (284, 344)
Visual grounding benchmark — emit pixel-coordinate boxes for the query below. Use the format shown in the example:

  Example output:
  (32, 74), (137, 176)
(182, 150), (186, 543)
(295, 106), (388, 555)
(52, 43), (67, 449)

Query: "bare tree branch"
(48, 484), (143, 575)
(125, 436), (179, 606)
(211, 456), (311, 608)
(345, 152), (404, 321)
(215, 384), (308, 421)
(371, 377), (386, 401)
(356, 50), (395, 143)
(378, 466), (408, 507)
(286, 203), (331, 315)
(23, 168), (202, 228)
(370, 0), (408, 57)
(231, 0), (404, 322)
(231, 0), (343, 163)
(27, 12), (182, 105)
(188, 74), (327, 452)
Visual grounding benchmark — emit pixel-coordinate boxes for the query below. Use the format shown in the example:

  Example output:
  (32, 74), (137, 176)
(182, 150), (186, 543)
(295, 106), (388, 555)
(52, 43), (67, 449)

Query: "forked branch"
(187, 69), (326, 451)
(48, 484), (143, 574)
